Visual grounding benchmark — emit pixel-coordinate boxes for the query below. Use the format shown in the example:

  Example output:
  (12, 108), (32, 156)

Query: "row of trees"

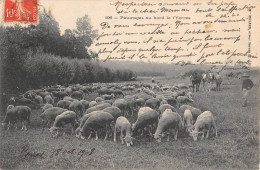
(23, 49), (134, 89)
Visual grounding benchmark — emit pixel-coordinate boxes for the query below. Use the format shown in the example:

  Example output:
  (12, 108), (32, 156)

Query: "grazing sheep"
(132, 107), (159, 136)
(41, 104), (53, 113)
(34, 95), (44, 106)
(125, 98), (137, 116)
(183, 109), (194, 132)
(52, 91), (68, 100)
(57, 100), (72, 109)
(23, 91), (37, 99)
(166, 97), (178, 108)
(79, 111), (114, 140)
(49, 111), (78, 137)
(103, 106), (122, 120)
(102, 94), (115, 100)
(145, 98), (160, 110)
(37, 91), (53, 99)
(156, 95), (166, 101)
(114, 89), (124, 97)
(136, 93), (153, 101)
(99, 100), (113, 105)
(98, 88), (113, 96)
(75, 111), (99, 138)
(44, 95), (54, 104)
(2, 106), (31, 130)
(112, 99), (128, 116)
(89, 101), (98, 107)
(186, 92), (193, 100)
(6, 105), (15, 110)
(143, 88), (156, 97)
(85, 103), (111, 114)
(9, 97), (40, 109)
(39, 107), (67, 128)
(177, 90), (186, 97)
(160, 100), (168, 105)
(179, 105), (202, 121)
(189, 111), (217, 141)
(95, 97), (104, 103)
(177, 96), (194, 107)
(158, 104), (176, 116)
(71, 91), (83, 100)
(114, 116), (134, 147)
(2, 107), (18, 130)
(65, 87), (73, 95)
(136, 98), (145, 109)
(63, 96), (75, 102)
(80, 86), (90, 95)
(80, 100), (90, 113)
(154, 109), (182, 142)
(69, 100), (83, 117)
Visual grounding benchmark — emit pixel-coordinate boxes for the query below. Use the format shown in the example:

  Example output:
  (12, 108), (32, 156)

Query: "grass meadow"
(0, 72), (259, 169)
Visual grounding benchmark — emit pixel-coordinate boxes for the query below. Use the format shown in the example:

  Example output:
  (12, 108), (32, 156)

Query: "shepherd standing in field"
(241, 73), (254, 107)
(152, 77), (155, 83)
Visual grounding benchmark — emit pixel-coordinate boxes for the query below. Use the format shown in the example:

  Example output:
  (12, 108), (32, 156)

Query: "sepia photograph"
(0, 0), (259, 169)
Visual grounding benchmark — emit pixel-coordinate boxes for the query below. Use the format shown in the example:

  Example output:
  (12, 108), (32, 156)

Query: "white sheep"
(189, 111), (217, 141)
(49, 111), (78, 137)
(132, 107), (159, 136)
(114, 116), (134, 147)
(154, 109), (182, 142)
(176, 96), (194, 108)
(79, 111), (114, 140)
(183, 109), (194, 132)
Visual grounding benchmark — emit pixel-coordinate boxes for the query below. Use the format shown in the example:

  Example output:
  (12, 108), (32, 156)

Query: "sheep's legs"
(174, 130), (178, 140)
(201, 132), (205, 140)
(148, 129), (153, 137)
(120, 131), (124, 144)
(87, 132), (92, 139)
(141, 129), (144, 136)
(114, 126), (117, 142)
(206, 130), (210, 138)
(104, 127), (109, 140)
(21, 122), (24, 130)
(80, 132), (85, 140)
(95, 131), (99, 140)
(167, 134), (170, 142)
(53, 130), (59, 138)
(24, 121), (28, 131)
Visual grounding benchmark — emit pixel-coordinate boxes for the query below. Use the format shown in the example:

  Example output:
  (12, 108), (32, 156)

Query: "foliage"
(0, 11), (133, 97)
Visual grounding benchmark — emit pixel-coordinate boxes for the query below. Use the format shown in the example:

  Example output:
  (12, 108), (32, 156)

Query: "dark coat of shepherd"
(190, 72), (202, 92)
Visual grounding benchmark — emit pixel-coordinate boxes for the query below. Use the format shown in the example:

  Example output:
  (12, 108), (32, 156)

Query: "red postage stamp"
(4, 0), (38, 23)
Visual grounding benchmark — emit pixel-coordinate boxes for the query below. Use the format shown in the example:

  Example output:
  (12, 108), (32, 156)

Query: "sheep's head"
(153, 132), (163, 143)
(7, 105), (15, 110)
(189, 98), (194, 103)
(190, 130), (202, 141)
(111, 93), (115, 98)
(124, 136), (134, 147)
(186, 124), (194, 133)
(49, 126), (59, 133)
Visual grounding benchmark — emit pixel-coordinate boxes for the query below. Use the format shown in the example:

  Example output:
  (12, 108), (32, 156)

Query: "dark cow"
(190, 71), (202, 92)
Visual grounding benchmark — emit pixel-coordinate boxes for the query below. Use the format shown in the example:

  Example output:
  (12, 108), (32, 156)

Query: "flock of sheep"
(3, 81), (218, 146)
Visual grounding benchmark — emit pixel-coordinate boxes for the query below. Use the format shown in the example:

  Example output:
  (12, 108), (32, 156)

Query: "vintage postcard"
(0, 0), (259, 169)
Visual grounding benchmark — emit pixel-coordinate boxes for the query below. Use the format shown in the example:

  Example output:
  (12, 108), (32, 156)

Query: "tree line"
(0, 11), (134, 94)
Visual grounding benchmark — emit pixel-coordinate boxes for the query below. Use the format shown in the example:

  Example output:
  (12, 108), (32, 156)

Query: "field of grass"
(0, 72), (259, 169)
